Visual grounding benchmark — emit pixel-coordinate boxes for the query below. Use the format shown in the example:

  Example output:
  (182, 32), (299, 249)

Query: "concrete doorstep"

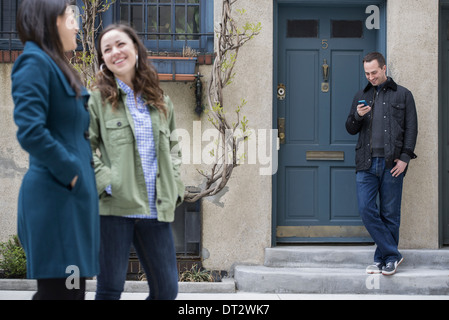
(234, 246), (449, 296)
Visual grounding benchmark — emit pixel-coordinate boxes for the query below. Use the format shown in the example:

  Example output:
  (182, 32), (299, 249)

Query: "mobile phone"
(358, 100), (368, 106)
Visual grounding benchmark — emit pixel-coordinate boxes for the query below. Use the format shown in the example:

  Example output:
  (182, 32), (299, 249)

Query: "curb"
(0, 278), (236, 294)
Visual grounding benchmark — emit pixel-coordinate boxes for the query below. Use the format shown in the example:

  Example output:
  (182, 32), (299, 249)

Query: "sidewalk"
(1, 278), (448, 300)
(0, 290), (448, 300)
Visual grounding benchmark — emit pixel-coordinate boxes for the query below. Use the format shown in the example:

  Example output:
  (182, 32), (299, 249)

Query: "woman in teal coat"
(11, 0), (99, 300)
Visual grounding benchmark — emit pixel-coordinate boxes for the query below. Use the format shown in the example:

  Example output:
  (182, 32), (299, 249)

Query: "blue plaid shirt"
(105, 79), (158, 219)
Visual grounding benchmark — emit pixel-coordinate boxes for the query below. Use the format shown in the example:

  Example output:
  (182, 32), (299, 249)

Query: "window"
(1, 0), (20, 35)
(287, 20), (319, 38)
(0, 0), (214, 55)
(0, 0), (22, 51)
(117, 0), (213, 53)
(331, 20), (364, 38)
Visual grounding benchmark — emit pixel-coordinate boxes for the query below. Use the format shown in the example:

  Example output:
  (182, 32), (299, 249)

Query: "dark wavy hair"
(16, 0), (82, 96)
(95, 24), (166, 117)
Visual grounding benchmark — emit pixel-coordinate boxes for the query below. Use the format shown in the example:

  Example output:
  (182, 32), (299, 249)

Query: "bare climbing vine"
(184, 0), (261, 202)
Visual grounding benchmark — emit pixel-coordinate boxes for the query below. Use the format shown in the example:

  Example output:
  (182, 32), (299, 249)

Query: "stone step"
(234, 265), (449, 295)
(264, 246), (449, 269)
(234, 246), (449, 295)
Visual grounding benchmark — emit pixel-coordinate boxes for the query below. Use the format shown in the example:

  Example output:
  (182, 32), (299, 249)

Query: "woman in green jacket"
(88, 24), (184, 300)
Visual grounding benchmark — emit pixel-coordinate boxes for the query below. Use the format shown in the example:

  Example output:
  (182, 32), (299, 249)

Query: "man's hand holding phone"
(357, 100), (371, 117)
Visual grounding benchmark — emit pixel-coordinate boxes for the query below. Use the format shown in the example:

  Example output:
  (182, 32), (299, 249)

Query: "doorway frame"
(272, 0), (387, 246)
(439, 0), (449, 246)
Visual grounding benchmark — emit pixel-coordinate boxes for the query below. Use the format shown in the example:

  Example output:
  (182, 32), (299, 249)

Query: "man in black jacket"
(346, 52), (418, 276)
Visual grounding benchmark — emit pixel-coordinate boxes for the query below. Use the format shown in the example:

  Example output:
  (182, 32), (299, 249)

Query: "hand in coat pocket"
(70, 175), (78, 189)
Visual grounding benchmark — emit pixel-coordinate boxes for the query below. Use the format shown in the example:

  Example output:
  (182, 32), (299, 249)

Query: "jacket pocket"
(159, 126), (171, 151)
(390, 103), (405, 144)
(391, 103), (405, 126)
(106, 119), (134, 145)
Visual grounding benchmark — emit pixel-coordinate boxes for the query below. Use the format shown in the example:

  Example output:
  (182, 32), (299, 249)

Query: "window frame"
(112, 0), (213, 53)
(0, 0), (214, 55)
(0, 0), (23, 51)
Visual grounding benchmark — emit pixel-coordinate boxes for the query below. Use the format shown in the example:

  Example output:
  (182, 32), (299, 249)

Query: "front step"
(234, 246), (449, 295)
(264, 246), (449, 269)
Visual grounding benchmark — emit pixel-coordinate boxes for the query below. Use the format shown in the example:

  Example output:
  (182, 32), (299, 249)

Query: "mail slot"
(306, 151), (344, 161)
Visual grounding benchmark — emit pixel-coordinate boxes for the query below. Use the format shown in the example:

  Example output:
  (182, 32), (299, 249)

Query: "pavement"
(0, 289), (448, 300)
(1, 275), (448, 300)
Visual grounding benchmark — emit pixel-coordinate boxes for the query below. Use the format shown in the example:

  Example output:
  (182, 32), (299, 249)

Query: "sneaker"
(382, 258), (404, 276)
(366, 262), (384, 274)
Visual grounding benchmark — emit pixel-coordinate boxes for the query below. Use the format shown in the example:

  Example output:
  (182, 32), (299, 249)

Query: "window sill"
(158, 74), (196, 82)
(149, 55), (212, 82)
(149, 55), (212, 81)
(0, 50), (22, 63)
(148, 53), (213, 65)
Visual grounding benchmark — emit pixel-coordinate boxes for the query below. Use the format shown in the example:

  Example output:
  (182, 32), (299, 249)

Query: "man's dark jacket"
(345, 77), (418, 172)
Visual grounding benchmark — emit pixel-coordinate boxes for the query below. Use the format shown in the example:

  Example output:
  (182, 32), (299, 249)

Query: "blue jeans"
(95, 216), (178, 300)
(356, 157), (404, 264)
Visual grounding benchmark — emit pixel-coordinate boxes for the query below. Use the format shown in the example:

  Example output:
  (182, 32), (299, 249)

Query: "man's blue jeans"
(356, 157), (404, 264)
(95, 216), (178, 300)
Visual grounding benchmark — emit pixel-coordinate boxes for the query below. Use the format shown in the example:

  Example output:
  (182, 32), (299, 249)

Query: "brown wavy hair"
(95, 24), (166, 117)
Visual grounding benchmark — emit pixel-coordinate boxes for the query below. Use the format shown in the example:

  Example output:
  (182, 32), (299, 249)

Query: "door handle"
(321, 59), (329, 93)
(322, 59), (329, 81)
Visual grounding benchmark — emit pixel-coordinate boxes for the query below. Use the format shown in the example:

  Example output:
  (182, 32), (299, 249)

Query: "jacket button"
(117, 122), (122, 127)
(157, 199), (162, 205)
(90, 159), (95, 168)
(84, 131), (90, 140)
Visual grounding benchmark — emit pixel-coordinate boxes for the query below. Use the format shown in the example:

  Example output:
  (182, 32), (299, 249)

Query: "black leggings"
(32, 278), (86, 300)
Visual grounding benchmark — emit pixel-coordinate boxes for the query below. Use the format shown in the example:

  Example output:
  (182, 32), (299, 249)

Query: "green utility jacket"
(88, 88), (184, 222)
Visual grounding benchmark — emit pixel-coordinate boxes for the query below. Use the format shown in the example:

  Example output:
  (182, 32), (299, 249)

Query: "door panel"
(331, 51), (364, 144)
(330, 168), (359, 221)
(287, 50), (319, 143)
(285, 167), (318, 222)
(276, 5), (378, 242)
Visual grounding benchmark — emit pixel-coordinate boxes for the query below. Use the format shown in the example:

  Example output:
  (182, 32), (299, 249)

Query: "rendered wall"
(387, 0), (440, 249)
(0, 63), (27, 244)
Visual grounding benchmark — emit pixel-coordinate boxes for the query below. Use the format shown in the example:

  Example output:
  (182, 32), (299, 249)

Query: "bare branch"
(71, 1), (116, 88)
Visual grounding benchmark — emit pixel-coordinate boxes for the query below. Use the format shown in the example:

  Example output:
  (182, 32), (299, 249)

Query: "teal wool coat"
(11, 42), (100, 279)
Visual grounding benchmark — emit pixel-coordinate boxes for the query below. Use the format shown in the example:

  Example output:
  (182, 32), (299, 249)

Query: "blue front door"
(276, 5), (379, 242)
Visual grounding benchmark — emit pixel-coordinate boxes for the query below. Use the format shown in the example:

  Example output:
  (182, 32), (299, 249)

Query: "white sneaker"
(382, 258), (404, 276)
(366, 262), (384, 274)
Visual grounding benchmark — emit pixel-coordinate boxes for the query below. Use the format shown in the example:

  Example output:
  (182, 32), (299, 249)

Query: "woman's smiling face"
(100, 29), (138, 85)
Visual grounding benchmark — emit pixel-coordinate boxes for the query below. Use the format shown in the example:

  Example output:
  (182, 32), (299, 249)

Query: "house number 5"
(322, 39), (328, 50)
